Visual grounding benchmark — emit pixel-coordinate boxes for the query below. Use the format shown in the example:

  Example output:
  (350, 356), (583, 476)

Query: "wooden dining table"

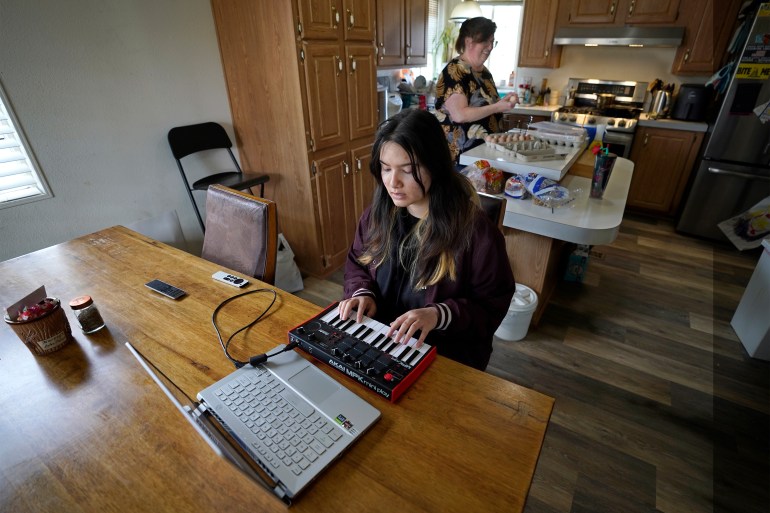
(0, 226), (554, 513)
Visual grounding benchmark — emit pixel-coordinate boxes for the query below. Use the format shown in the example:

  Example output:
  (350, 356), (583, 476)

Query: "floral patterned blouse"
(434, 57), (503, 162)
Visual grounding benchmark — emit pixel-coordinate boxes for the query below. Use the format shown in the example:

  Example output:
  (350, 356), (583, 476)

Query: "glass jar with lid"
(68, 295), (106, 334)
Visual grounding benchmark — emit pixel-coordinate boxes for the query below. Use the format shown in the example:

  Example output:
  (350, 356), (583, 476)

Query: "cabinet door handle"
(355, 158), (362, 173)
(628, 0), (635, 16)
(347, 9), (354, 29)
(332, 6), (339, 28)
(343, 161), (351, 176)
(643, 132), (649, 145)
(545, 48), (549, 58)
(349, 55), (356, 73)
(335, 55), (342, 75)
(684, 49), (690, 63)
(610, 2), (616, 15)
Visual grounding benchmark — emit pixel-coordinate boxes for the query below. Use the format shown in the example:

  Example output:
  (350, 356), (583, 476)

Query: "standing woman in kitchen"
(434, 16), (518, 163)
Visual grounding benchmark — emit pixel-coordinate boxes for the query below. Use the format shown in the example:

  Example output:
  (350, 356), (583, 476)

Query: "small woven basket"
(4, 298), (73, 355)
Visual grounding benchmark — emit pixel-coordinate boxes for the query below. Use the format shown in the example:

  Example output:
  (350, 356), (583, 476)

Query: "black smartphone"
(145, 279), (186, 300)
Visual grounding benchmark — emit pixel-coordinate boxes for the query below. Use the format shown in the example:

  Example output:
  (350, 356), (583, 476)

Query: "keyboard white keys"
(388, 339), (429, 366)
(320, 309), (428, 367)
(389, 344), (410, 360)
(321, 309), (342, 324)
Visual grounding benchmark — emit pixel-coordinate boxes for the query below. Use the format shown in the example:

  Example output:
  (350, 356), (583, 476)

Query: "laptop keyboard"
(215, 366), (343, 477)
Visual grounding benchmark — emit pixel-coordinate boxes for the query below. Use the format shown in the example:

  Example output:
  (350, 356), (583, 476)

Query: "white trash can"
(495, 284), (538, 341)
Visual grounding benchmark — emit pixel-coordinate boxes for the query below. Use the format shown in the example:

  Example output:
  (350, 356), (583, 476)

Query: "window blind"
(0, 83), (51, 207)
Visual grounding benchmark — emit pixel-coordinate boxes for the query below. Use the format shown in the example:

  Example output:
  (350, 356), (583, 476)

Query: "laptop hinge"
(194, 402), (292, 505)
(189, 403), (208, 419)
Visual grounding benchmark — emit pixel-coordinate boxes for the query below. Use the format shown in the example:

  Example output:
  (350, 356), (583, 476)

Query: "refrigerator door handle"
(708, 167), (770, 182)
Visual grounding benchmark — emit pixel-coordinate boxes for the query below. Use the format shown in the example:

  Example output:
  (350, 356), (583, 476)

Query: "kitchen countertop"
(461, 146), (632, 246)
(638, 114), (708, 132)
(502, 156), (633, 246)
(510, 104), (561, 116)
(459, 143), (585, 181)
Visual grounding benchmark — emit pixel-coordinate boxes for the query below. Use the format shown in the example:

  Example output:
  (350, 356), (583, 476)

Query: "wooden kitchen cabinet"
(212, 0), (377, 276)
(351, 142), (375, 221)
(312, 141), (374, 268)
(302, 42), (348, 152)
(375, 0), (428, 67)
(297, 0), (375, 40)
(301, 41), (377, 148)
(346, 45), (379, 140)
(313, 150), (358, 267)
(562, 0), (681, 25)
(671, 0), (742, 75)
(626, 126), (704, 215)
(518, 0), (562, 68)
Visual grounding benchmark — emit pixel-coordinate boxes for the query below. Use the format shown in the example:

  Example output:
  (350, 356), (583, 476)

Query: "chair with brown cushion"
(201, 185), (278, 284)
(168, 122), (270, 233)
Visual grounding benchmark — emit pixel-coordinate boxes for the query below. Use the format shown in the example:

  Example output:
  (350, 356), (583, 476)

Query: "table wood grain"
(0, 226), (554, 512)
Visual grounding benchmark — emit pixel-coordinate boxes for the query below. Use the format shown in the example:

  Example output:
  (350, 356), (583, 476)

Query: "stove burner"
(552, 108), (640, 133)
(551, 78), (648, 135)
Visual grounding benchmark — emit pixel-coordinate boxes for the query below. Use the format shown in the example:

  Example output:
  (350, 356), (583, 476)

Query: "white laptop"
(126, 342), (381, 504)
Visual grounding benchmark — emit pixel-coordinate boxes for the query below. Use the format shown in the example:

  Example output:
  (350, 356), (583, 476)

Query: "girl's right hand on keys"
(339, 296), (377, 324)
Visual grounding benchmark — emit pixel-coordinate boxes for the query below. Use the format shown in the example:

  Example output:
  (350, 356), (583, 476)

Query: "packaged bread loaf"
(474, 160), (504, 194)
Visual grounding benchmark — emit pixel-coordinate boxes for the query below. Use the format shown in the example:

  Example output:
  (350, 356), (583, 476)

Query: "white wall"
(0, 0), (233, 262)
(519, 46), (710, 101)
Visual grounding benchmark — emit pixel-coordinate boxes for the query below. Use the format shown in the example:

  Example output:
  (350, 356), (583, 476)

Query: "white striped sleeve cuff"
(352, 288), (375, 298)
(431, 303), (451, 330)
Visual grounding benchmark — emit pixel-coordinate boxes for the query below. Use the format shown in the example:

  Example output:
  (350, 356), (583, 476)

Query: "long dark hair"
(455, 17), (497, 54)
(363, 109), (478, 288)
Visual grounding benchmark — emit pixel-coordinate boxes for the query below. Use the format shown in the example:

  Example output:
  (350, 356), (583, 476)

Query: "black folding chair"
(167, 122), (269, 232)
(479, 194), (505, 229)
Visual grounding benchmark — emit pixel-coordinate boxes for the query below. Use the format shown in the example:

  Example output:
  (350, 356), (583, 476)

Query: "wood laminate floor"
(294, 214), (770, 513)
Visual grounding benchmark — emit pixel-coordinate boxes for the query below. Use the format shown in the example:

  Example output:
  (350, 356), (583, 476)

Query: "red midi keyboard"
(288, 303), (437, 402)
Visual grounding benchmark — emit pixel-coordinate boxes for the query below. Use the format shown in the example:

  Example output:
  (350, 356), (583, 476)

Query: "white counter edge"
(502, 158), (634, 246)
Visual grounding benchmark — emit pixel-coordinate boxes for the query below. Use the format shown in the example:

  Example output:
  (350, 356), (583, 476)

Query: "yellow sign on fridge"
(735, 63), (770, 79)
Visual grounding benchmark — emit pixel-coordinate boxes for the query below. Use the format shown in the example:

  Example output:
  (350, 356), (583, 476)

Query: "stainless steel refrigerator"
(677, 3), (770, 242)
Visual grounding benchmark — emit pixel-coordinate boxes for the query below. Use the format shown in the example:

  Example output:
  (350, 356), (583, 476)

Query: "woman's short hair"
(455, 17), (497, 54)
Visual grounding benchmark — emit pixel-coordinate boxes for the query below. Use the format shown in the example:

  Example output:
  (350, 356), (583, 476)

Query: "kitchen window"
(0, 81), (51, 208)
(479, 2), (523, 87)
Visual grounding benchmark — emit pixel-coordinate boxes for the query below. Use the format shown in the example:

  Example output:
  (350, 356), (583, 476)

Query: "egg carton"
(488, 139), (548, 152)
(515, 149), (570, 162)
(528, 121), (587, 147)
(530, 132), (585, 148)
(484, 132), (535, 146)
(488, 140), (572, 161)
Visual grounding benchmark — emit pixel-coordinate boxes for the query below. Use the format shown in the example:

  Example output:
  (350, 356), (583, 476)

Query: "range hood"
(553, 26), (685, 47)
